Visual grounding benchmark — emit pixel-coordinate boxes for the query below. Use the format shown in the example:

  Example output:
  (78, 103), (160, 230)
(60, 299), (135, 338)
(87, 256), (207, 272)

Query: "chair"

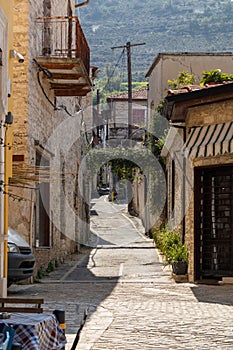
(0, 298), (44, 314)
(0, 323), (15, 350)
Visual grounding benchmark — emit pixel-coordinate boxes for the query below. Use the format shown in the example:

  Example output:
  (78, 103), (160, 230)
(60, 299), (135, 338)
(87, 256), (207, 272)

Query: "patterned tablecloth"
(0, 313), (67, 349)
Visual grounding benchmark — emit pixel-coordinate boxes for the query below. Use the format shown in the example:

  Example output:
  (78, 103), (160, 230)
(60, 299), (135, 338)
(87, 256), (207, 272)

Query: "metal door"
(195, 166), (233, 279)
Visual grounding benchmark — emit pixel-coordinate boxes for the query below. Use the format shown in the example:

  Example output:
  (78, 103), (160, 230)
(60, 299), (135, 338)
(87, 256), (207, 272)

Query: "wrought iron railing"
(36, 16), (90, 75)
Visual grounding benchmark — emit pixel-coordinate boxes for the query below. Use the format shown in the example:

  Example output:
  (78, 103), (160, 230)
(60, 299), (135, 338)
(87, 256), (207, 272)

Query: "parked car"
(97, 184), (110, 196)
(7, 227), (35, 286)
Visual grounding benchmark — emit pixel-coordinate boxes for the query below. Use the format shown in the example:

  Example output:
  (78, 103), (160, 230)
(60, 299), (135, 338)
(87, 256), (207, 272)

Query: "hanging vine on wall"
(108, 158), (140, 182)
(85, 146), (159, 179)
(145, 99), (168, 162)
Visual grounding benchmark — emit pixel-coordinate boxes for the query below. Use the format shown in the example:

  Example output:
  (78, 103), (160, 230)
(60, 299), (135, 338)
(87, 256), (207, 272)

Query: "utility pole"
(96, 88), (100, 138)
(111, 42), (145, 139)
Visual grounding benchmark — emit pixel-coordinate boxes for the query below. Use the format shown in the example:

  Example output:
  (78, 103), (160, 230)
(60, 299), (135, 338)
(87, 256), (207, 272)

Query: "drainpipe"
(75, 0), (90, 8)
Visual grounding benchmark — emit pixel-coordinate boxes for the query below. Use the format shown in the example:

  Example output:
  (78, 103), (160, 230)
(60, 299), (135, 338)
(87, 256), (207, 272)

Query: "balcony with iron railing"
(35, 16), (92, 97)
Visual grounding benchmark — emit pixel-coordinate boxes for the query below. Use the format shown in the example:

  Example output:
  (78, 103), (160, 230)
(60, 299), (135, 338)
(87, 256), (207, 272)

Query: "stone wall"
(186, 100), (233, 127)
(9, 0), (92, 278)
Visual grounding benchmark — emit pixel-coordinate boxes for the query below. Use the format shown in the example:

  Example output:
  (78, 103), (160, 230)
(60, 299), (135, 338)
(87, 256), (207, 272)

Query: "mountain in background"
(77, 0), (233, 82)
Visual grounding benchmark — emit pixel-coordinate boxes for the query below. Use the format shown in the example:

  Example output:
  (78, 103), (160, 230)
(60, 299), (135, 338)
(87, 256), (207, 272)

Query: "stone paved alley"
(8, 196), (233, 349)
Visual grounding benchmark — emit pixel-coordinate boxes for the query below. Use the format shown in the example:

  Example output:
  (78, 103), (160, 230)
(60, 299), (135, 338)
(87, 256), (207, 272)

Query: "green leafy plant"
(109, 158), (138, 181)
(46, 260), (55, 273)
(37, 266), (46, 279)
(152, 226), (188, 265)
(167, 243), (188, 264)
(168, 71), (195, 89)
(200, 69), (233, 85)
(145, 99), (168, 159)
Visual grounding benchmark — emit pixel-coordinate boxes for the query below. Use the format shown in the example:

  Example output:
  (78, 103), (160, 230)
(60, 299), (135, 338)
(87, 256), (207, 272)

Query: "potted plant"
(152, 226), (189, 275)
(200, 69), (230, 85)
(168, 243), (188, 275)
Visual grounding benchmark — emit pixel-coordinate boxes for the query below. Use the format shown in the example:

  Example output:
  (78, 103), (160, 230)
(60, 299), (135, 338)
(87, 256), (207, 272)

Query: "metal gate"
(195, 165), (233, 280)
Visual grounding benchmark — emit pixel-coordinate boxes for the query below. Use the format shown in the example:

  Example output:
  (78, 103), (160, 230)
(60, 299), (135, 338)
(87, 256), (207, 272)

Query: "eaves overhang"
(162, 82), (233, 123)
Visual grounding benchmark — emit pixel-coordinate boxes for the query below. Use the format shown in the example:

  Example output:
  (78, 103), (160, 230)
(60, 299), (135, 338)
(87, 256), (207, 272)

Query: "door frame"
(194, 164), (233, 280)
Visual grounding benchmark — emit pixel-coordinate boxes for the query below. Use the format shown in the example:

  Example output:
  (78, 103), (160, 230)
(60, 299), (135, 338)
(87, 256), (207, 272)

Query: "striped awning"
(184, 122), (233, 158)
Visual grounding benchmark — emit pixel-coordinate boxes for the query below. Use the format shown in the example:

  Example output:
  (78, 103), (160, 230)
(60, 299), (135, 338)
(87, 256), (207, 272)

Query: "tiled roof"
(108, 88), (147, 100)
(167, 85), (205, 95)
(163, 81), (233, 121)
(167, 82), (232, 96)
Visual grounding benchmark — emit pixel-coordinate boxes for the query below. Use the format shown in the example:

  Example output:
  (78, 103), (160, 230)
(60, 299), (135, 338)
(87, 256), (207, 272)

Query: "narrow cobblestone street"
(8, 196), (233, 349)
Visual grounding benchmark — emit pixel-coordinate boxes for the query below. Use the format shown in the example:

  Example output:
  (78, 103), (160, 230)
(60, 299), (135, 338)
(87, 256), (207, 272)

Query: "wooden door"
(195, 165), (233, 280)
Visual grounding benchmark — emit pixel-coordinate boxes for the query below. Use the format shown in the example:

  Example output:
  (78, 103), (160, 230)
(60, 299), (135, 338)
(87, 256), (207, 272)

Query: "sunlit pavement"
(8, 196), (233, 349)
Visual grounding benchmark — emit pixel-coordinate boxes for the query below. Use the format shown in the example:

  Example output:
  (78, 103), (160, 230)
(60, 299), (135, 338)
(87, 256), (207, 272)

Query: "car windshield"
(8, 227), (30, 247)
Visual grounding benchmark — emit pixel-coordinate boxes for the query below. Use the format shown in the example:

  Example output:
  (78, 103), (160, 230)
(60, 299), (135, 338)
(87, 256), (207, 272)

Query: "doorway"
(195, 165), (233, 280)
(34, 151), (50, 247)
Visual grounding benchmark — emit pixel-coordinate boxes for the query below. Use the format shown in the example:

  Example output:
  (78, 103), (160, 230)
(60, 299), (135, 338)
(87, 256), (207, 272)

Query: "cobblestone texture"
(8, 197), (233, 350)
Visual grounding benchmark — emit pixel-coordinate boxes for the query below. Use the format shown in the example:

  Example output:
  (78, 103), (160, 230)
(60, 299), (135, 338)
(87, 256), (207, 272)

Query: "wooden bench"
(0, 298), (44, 314)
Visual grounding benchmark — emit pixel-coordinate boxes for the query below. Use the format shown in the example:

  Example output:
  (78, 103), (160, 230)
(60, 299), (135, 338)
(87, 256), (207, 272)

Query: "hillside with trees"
(77, 0), (233, 85)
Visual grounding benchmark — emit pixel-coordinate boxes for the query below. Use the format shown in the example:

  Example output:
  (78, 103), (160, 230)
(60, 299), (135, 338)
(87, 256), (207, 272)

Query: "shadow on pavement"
(7, 247), (119, 341)
(190, 284), (233, 306)
(65, 248), (119, 283)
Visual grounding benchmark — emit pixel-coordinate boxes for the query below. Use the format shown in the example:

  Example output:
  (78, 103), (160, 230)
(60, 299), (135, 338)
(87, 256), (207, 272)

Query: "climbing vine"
(108, 158), (140, 181)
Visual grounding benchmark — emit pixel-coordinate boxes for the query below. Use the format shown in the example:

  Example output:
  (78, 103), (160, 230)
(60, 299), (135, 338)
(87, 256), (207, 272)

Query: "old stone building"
(9, 0), (93, 277)
(106, 88), (148, 144)
(162, 82), (233, 283)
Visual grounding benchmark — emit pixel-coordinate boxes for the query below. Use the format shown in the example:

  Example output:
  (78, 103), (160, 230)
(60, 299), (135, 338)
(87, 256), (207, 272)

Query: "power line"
(120, 51), (126, 82)
(111, 42), (145, 139)
(103, 48), (125, 91)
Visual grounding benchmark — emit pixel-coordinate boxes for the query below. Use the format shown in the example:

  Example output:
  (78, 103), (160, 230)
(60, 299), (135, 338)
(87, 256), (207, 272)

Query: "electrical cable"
(34, 58), (77, 117)
(57, 104), (73, 117)
(36, 70), (77, 117)
(34, 60), (92, 146)
(37, 71), (56, 109)
(33, 58), (53, 78)
(103, 48), (125, 91)
(120, 49), (126, 82)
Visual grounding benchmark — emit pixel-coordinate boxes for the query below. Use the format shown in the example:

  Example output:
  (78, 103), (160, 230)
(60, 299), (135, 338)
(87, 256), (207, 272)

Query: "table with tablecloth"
(0, 312), (67, 349)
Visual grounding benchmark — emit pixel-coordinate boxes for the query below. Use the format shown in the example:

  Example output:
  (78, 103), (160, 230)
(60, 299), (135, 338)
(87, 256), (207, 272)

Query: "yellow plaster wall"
(0, 1), (14, 179)
(11, 0), (29, 160)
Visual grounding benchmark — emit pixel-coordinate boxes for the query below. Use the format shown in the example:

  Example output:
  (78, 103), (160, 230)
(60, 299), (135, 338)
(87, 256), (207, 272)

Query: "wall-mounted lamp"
(0, 48), (2, 66)
(10, 49), (25, 63)
(5, 112), (13, 125)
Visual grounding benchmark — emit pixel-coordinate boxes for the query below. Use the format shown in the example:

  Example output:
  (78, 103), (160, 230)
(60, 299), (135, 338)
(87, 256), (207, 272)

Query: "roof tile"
(108, 88), (147, 100)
